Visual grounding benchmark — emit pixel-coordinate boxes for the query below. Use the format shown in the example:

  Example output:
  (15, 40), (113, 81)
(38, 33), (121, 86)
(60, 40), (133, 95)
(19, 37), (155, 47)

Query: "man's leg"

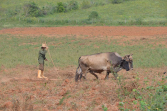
(38, 64), (43, 78)
(40, 64), (48, 79)
(37, 70), (42, 78)
(41, 70), (48, 79)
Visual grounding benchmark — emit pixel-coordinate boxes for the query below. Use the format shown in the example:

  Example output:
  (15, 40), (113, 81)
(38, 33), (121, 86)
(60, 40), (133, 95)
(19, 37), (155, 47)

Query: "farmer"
(37, 43), (48, 79)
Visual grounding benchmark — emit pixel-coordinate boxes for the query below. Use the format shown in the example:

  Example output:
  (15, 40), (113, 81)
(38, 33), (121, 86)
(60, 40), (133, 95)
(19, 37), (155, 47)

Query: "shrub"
(41, 5), (57, 15)
(6, 6), (22, 17)
(63, 3), (68, 12)
(135, 18), (143, 25)
(26, 18), (32, 23)
(6, 9), (17, 17)
(63, 1), (78, 12)
(57, 2), (65, 13)
(88, 11), (99, 20)
(23, 2), (42, 17)
(69, 1), (78, 10)
(111, 0), (123, 4)
(81, 0), (91, 9)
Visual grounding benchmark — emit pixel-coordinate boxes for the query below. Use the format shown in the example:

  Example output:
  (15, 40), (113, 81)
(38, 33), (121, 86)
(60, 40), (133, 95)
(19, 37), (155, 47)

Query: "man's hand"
(45, 59), (48, 61)
(46, 46), (49, 50)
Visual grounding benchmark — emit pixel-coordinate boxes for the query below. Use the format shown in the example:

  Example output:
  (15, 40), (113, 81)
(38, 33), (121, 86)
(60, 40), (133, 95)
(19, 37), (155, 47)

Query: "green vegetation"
(0, 0), (167, 28)
(23, 2), (43, 17)
(57, 2), (65, 13)
(0, 34), (167, 69)
(81, 0), (91, 9)
(68, 1), (79, 11)
(102, 104), (108, 111)
(117, 75), (167, 110)
(88, 11), (99, 20)
(59, 91), (70, 105)
(111, 0), (124, 4)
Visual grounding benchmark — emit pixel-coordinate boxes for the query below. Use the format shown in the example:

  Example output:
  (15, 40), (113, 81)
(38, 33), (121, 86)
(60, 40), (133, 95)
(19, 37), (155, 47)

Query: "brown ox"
(75, 52), (133, 82)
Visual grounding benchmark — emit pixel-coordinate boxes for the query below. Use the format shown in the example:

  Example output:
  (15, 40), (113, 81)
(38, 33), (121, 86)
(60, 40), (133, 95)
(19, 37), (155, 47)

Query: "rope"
(45, 42), (73, 79)
(45, 42), (60, 78)
(47, 49), (58, 73)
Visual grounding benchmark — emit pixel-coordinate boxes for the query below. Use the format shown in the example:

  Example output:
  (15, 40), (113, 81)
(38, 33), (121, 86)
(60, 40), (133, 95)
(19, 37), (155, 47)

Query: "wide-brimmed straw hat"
(41, 43), (47, 48)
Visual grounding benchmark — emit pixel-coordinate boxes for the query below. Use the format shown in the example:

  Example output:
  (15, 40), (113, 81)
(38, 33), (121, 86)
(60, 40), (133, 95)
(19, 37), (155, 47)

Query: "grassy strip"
(1, 17), (166, 29)
(0, 34), (167, 69)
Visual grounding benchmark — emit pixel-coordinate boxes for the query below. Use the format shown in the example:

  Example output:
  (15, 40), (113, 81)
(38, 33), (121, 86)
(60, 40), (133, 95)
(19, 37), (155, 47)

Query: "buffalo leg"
(78, 72), (86, 80)
(81, 70), (88, 80)
(114, 67), (122, 73)
(113, 67), (121, 79)
(110, 67), (121, 79)
(79, 65), (88, 80)
(112, 72), (118, 79)
(104, 71), (110, 80)
(79, 73), (82, 80)
(75, 73), (80, 82)
(75, 66), (82, 82)
(90, 71), (98, 79)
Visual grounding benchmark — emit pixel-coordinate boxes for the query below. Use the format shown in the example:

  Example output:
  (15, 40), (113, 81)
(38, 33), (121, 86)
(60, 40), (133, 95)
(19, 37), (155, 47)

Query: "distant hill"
(0, 0), (166, 27)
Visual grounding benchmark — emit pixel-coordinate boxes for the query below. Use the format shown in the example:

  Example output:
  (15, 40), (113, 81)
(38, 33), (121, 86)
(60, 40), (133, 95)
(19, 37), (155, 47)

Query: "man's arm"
(45, 47), (48, 61)
(46, 46), (48, 50)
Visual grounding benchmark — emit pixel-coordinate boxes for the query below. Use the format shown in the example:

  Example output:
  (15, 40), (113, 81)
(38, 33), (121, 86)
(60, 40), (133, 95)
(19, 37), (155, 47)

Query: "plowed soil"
(1, 26), (167, 47)
(0, 26), (167, 111)
(1, 26), (167, 37)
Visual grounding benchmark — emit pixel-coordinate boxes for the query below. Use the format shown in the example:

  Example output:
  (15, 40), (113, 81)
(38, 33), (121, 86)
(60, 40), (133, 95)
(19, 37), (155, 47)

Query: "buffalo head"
(121, 54), (133, 71)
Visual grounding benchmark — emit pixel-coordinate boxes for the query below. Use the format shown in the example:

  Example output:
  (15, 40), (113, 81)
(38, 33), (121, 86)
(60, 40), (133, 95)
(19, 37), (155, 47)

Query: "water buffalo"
(75, 52), (133, 82)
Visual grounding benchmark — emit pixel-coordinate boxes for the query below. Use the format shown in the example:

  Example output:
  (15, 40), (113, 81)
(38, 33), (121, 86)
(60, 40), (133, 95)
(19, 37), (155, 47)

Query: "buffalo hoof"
(104, 77), (109, 80)
(82, 76), (86, 79)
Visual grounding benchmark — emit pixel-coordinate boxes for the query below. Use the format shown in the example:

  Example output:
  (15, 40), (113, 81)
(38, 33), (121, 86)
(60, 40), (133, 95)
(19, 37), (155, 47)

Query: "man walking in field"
(37, 43), (48, 79)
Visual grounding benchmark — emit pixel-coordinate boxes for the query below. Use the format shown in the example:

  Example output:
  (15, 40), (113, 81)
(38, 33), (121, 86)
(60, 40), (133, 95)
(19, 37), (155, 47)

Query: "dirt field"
(1, 26), (167, 37)
(1, 26), (167, 46)
(0, 26), (167, 111)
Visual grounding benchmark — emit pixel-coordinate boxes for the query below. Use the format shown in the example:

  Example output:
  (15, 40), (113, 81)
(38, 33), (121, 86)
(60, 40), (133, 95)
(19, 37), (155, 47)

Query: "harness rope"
(45, 42), (61, 79)
(47, 48), (59, 73)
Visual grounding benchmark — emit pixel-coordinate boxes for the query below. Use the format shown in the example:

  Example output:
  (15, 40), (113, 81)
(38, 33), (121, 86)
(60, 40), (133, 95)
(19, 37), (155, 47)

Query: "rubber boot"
(37, 70), (42, 78)
(41, 71), (48, 79)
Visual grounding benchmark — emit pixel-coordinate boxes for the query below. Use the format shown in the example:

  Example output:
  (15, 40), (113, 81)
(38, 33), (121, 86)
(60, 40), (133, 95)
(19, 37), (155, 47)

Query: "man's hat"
(41, 43), (47, 48)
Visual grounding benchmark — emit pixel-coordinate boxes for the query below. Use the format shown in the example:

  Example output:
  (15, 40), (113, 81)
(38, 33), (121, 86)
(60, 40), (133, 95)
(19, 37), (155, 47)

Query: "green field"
(0, 34), (167, 69)
(0, 0), (167, 28)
